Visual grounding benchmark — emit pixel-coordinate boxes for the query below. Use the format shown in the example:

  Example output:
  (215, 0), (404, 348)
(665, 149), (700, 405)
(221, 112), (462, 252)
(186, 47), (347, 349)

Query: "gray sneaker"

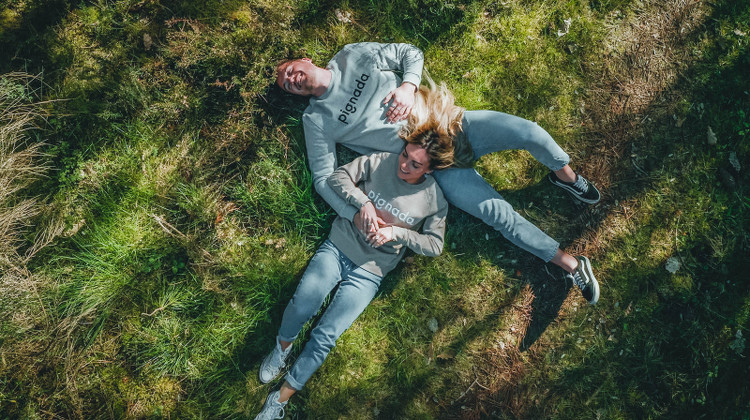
(254, 390), (287, 420)
(566, 256), (600, 305)
(259, 339), (292, 384)
(548, 172), (601, 204)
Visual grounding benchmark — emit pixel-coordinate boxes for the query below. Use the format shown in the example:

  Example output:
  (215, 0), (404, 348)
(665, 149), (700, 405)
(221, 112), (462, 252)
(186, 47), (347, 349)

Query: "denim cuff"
(284, 373), (305, 391)
(540, 241), (560, 263)
(277, 333), (297, 344)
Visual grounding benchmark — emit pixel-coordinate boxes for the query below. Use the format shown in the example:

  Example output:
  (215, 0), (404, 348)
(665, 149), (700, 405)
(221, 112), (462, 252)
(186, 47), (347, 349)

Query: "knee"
(308, 328), (338, 355)
(523, 121), (554, 146)
(287, 291), (326, 318)
(477, 198), (519, 232)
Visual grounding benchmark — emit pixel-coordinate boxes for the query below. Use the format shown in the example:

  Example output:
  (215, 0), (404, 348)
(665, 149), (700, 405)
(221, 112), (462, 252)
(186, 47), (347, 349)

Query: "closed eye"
(284, 68), (293, 91)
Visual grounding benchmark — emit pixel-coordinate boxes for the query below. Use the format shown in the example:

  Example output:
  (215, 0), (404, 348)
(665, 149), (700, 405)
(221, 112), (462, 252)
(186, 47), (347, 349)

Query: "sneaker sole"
(576, 256), (600, 305)
(548, 174), (601, 204)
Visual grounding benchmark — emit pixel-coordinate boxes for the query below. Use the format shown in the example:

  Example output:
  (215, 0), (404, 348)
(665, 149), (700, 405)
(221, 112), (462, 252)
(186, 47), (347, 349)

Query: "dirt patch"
(467, 0), (712, 417)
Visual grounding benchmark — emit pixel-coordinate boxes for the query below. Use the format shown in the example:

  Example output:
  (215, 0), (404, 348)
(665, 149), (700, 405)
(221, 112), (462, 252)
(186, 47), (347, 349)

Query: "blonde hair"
(401, 75), (465, 141)
(400, 76), (467, 169)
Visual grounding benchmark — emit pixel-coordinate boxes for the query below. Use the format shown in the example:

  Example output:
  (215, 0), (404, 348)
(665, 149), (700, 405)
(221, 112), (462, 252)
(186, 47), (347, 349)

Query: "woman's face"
(398, 143), (432, 184)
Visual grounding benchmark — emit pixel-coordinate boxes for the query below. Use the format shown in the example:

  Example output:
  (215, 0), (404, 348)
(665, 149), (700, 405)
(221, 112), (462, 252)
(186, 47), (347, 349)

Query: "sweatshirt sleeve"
(391, 192), (448, 257)
(326, 154), (374, 209)
(366, 42), (424, 88)
(303, 116), (359, 221)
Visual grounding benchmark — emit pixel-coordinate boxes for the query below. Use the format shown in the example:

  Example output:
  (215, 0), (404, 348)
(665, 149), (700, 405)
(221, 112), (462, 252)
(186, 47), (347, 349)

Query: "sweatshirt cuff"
(391, 226), (408, 244)
(347, 190), (371, 209)
(340, 204), (358, 222)
(402, 73), (421, 90)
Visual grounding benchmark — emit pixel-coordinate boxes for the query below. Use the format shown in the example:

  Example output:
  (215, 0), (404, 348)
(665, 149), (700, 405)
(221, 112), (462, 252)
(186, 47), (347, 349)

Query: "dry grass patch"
(580, 0), (708, 193)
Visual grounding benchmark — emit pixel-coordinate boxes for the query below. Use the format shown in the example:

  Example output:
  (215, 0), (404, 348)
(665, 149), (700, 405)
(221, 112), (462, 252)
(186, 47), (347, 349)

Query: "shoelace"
(274, 348), (288, 368)
(570, 271), (587, 289)
(264, 395), (286, 420)
(572, 176), (589, 193)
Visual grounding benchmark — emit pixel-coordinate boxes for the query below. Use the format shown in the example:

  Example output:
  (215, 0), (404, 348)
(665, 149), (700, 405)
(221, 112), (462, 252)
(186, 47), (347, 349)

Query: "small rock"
(143, 33), (153, 50)
(707, 126), (717, 145)
(557, 17), (572, 37)
(428, 317), (439, 333)
(65, 219), (86, 237)
(665, 256), (681, 274)
(730, 330), (745, 355)
(719, 168), (737, 191)
(334, 9), (352, 23)
(729, 152), (741, 173)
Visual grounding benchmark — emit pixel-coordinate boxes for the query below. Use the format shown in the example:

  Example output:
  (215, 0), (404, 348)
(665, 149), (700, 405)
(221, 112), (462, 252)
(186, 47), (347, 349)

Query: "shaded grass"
(0, 0), (748, 418)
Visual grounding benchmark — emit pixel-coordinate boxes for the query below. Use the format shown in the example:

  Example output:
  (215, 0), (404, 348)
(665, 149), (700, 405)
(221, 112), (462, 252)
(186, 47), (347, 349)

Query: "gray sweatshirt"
(327, 152), (447, 277)
(304, 42), (424, 221)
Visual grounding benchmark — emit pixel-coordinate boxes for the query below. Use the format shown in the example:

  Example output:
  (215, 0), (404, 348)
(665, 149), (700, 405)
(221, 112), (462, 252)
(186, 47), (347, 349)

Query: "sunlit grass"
(0, 0), (748, 418)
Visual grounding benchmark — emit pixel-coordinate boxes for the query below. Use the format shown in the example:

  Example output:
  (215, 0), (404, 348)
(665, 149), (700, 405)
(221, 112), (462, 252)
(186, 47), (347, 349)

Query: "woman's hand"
(367, 226), (394, 248)
(354, 201), (384, 236)
(383, 82), (417, 123)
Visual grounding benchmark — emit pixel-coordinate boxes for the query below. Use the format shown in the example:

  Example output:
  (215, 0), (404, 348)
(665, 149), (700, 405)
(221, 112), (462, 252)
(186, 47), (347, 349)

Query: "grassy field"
(0, 0), (748, 418)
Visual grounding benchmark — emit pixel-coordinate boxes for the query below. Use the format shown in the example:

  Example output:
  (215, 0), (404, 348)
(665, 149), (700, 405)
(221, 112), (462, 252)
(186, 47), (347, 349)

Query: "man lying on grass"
(253, 127), (452, 420)
(276, 42), (600, 303)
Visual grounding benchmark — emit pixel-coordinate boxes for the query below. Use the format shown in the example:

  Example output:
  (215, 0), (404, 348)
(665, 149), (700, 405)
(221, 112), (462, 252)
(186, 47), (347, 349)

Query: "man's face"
(276, 58), (317, 96)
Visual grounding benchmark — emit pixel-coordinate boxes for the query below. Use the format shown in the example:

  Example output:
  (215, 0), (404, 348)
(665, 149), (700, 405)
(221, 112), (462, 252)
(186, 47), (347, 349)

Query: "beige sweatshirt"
(327, 152), (448, 277)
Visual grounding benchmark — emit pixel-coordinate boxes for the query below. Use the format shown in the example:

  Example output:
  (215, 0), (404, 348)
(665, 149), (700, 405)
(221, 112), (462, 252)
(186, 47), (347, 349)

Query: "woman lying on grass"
(253, 127), (453, 420)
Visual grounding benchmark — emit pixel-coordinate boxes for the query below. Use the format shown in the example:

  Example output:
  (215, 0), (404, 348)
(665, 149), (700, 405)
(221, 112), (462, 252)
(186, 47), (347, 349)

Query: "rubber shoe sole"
(576, 256), (600, 305)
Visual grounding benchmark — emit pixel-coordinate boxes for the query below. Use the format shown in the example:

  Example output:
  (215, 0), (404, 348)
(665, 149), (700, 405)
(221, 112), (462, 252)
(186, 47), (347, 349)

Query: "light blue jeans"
(432, 110), (570, 262)
(278, 240), (382, 390)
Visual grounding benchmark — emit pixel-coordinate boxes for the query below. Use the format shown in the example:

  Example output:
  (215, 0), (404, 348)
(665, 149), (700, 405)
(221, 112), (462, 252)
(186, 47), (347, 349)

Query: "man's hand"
(353, 202), (385, 236)
(367, 226), (394, 248)
(383, 82), (417, 123)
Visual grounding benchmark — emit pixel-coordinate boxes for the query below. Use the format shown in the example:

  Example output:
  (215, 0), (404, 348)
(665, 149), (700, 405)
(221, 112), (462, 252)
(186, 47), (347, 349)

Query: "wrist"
(389, 225), (401, 242)
(401, 81), (418, 92)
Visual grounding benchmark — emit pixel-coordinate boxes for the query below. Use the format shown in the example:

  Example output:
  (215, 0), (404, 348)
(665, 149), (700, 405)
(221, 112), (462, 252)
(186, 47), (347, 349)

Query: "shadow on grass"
(459, 0), (750, 417)
(273, 0), (750, 417)
(0, 0), (71, 73)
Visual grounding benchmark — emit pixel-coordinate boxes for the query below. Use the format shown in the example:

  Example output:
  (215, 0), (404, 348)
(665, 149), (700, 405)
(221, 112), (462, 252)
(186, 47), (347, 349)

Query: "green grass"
(0, 0), (749, 418)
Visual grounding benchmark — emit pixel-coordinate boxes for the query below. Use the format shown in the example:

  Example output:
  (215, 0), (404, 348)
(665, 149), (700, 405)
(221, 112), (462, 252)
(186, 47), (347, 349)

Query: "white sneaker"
(254, 390), (287, 420)
(259, 339), (292, 384)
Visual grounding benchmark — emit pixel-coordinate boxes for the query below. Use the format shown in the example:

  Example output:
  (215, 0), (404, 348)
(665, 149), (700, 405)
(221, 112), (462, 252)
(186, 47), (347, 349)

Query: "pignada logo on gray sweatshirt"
(337, 73), (370, 125)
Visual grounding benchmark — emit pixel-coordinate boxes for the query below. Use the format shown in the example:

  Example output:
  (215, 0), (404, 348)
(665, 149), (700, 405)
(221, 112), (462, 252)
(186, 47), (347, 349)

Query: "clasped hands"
(354, 201), (393, 248)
